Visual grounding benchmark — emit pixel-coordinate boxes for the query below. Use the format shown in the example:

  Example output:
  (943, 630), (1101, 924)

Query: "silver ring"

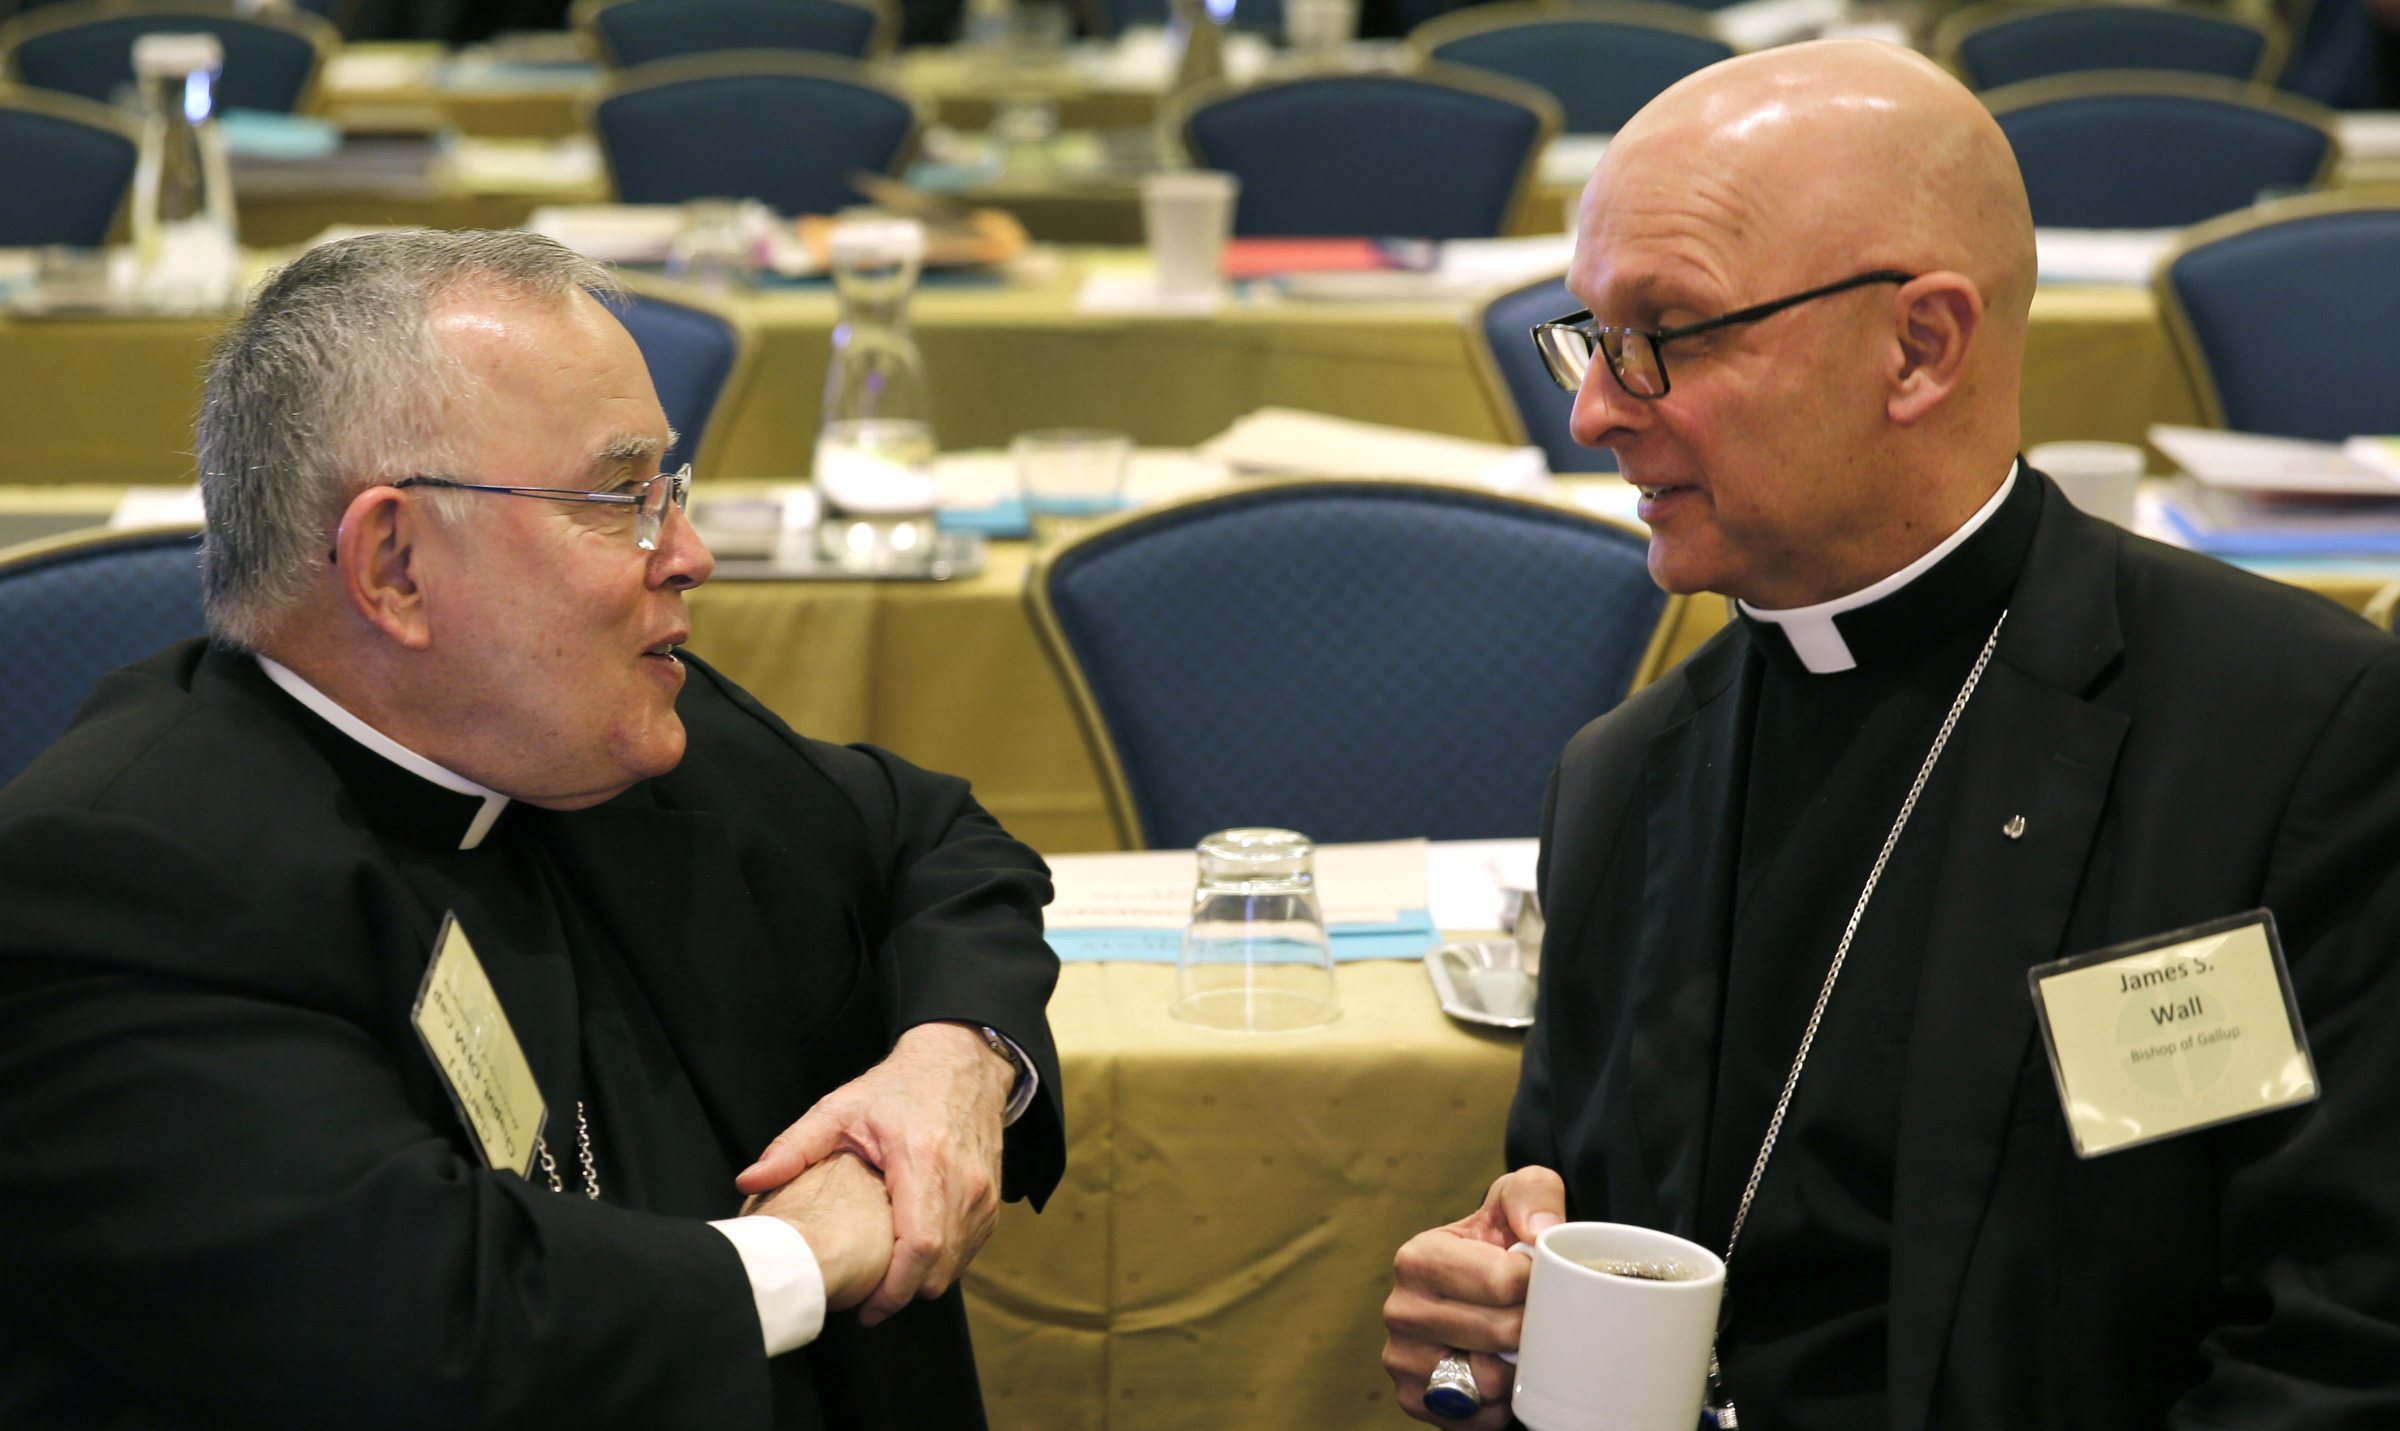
(1424, 1350), (1481, 1420)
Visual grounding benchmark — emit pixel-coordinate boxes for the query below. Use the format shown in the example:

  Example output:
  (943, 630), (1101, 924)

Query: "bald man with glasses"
(0, 232), (1063, 1431)
(1384, 41), (2400, 1431)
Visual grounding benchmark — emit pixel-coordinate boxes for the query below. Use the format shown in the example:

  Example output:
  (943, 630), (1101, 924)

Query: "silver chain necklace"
(1704, 610), (2007, 1431)
(533, 1100), (601, 1201)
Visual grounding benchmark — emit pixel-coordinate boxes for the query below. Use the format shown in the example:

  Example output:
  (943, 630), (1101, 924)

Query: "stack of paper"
(1042, 839), (1440, 961)
(2035, 228), (2180, 286)
(2149, 425), (2400, 556)
(1197, 407), (1547, 492)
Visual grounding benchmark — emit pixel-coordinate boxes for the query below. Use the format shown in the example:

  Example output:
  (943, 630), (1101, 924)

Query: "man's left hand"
(737, 1021), (1015, 1326)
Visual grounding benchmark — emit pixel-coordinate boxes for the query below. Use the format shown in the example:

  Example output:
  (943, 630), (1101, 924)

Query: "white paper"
(2336, 112), (2400, 163)
(110, 486), (204, 529)
(2149, 425), (2400, 495)
(2341, 437), (2400, 483)
(1540, 134), (1611, 189)
(1072, 270), (1226, 317)
(1197, 407), (1547, 491)
(526, 204), (687, 264)
(2034, 228), (2179, 286)
(1425, 838), (1541, 932)
(1712, 0), (1844, 49)
(1045, 838), (1427, 930)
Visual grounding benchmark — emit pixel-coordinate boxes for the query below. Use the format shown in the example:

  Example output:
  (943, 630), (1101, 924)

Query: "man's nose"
(650, 502), (715, 590)
(1568, 361), (1649, 453)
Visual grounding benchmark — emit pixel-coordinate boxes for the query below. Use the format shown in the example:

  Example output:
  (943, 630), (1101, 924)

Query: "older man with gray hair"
(0, 230), (1063, 1430)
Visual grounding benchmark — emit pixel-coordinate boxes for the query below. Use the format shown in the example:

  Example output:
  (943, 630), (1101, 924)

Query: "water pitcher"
(814, 215), (937, 571)
(131, 32), (238, 310)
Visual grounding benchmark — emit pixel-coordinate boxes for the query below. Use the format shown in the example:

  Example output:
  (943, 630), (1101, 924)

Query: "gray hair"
(196, 229), (620, 649)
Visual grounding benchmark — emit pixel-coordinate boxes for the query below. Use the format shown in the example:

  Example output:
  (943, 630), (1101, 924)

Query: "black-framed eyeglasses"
(1529, 270), (1917, 399)
(395, 464), (693, 551)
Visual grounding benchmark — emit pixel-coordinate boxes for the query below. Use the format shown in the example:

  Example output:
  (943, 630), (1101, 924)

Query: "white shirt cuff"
(709, 1214), (826, 1356)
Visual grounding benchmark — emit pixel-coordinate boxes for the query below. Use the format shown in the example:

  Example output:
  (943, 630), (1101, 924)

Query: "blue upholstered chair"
(1937, 1), (2284, 90)
(0, 84), (137, 246)
(1473, 274), (1617, 474)
(581, 0), (892, 68)
(1026, 481), (1675, 848)
(1170, 66), (1559, 239)
(1986, 73), (2336, 230)
(1, 0), (334, 113)
(611, 281), (752, 475)
(1410, 0), (1731, 136)
(0, 526), (205, 789)
(2156, 192), (2400, 442)
(594, 53), (922, 215)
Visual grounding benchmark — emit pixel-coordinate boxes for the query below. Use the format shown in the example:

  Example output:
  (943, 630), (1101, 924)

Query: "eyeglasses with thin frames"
(394, 464), (693, 551)
(1529, 270), (1918, 399)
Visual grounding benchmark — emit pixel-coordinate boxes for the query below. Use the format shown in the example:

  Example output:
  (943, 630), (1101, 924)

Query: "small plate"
(1425, 940), (1535, 1029)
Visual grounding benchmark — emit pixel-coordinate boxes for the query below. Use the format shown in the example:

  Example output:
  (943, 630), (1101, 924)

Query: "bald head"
(1566, 41), (2038, 608)
(1606, 40), (2034, 333)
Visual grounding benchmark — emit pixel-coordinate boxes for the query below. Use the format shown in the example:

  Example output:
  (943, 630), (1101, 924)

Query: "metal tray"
(1424, 940), (1536, 1030)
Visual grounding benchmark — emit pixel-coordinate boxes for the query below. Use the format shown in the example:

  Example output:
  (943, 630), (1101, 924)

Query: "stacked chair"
(592, 52), (924, 214)
(1409, 0), (1732, 134)
(1167, 65), (1559, 238)
(577, 0), (894, 68)
(1027, 481), (1675, 847)
(2155, 191), (2400, 442)
(1936, 0), (2285, 89)
(1986, 72), (2337, 228)
(0, 0), (335, 111)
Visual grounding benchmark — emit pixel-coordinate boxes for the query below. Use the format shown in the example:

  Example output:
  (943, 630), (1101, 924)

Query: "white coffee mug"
(1512, 1222), (1725, 1431)
(2028, 440), (2143, 528)
(1143, 170), (1239, 298)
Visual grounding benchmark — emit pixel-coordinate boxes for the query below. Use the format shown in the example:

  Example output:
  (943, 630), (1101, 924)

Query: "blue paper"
(1045, 909), (1442, 963)
(2161, 502), (2400, 556)
(938, 497), (1028, 538)
(219, 108), (340, 160)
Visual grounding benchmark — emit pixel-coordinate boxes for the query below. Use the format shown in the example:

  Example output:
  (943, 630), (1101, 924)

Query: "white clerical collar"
(256, 655), (510, 850)
(1737, 462), (2020, 675)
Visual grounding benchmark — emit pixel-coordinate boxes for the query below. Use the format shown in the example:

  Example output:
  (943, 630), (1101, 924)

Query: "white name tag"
(410, 912), (547, 1178)
(2028, 911), (2318, 1158)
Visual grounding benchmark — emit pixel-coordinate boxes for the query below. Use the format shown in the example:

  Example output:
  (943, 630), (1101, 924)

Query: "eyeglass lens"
(634, 467), (691, 551)
(1537, 325), (1668, 398)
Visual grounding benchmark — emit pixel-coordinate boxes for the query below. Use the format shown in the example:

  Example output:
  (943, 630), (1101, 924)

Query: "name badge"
(2028, 910), (2317, 1158)
(411, 912), (547, 1178)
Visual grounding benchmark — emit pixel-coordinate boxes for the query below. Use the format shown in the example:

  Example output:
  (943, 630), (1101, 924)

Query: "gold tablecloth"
(0, 262), (2207, 486)
(960, 959), (1526, 1431)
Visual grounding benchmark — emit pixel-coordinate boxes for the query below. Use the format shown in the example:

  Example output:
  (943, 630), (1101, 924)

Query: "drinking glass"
(667, 198), (757, 291)
(1174, 828), (1339, 1032)
(1013, 428), (1131, 544)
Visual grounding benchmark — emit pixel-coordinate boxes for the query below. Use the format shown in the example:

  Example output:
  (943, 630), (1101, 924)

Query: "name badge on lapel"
(411, 912), (547, 1178)
(2028, 910), (2317, 1158)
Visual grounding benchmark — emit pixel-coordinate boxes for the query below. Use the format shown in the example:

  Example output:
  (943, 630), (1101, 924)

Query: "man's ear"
(332, 486), (435, 651)
(1886, 272), (1983, 427)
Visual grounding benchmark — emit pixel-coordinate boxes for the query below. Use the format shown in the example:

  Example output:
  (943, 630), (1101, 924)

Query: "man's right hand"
(751, 1150), (896, 1312)
(1382, 1166), (1566, 1427)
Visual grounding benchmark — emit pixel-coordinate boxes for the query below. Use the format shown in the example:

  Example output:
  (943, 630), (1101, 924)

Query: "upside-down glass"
(393, 465), (693, 550)
(1013, 428), (1131, 545)
(1174, 828), (1339, 1033)
(1529, 269), (1917, 398)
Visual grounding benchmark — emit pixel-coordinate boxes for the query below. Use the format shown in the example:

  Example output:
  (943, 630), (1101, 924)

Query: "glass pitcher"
(814, 214), (938, 571)
(130, 32), (239, 311)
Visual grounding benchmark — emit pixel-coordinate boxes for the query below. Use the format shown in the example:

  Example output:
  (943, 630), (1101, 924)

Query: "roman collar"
(1736, 462), (2040, 676)
(256, 656), (510, 851)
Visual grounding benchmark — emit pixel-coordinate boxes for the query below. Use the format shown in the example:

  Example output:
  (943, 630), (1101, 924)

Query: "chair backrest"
(583, 0), (891, 68)
(1028, 481), (1674, 848)
(1, 0), (334, 112)
(610, 281), (751, 475)
(1987, 73), (2336, 230)
(0, 526), (204, 788)
(1171, 66), (1560, 239)
(1411, 1), (1731, 135)
(1938, 1), (2284, 89)
(1471, 273), (1618, 473)
(2156, 191), (2400, 441)
(0, 84), (137, 246)
(593, 52), (922, 215)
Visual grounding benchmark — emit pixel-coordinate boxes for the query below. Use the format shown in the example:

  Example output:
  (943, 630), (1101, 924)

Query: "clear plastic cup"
(1174, 828), (1339, 1032)
(2028, 440), (2143, 528)
(1143, 170), (1240, 299)
(1013, 428), (1131, 545)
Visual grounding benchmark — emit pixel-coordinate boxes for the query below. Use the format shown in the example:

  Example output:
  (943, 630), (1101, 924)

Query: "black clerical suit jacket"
(1510, 471), (2400, 1429)
(0, 641), (1065, 1431)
